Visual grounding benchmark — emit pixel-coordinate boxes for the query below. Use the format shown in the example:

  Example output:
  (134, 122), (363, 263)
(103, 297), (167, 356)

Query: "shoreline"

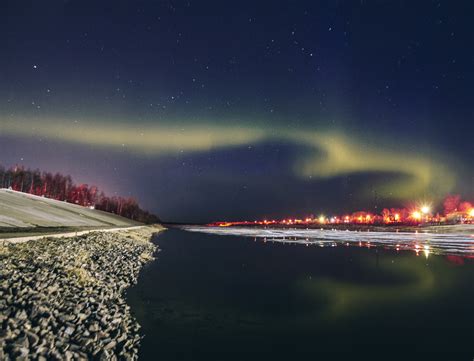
(0, 225), (164, 360)
(197, 223), (474, 234)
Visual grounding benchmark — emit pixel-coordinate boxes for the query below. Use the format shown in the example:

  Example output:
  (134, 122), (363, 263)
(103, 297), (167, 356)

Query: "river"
(127, 228), (474, 360)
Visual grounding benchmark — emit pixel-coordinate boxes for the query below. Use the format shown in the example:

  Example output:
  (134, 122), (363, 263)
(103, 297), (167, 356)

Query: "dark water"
(127, 229), (474, 361)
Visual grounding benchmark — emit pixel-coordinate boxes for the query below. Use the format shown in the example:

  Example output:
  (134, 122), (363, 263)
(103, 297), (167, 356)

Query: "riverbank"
(0, 225), (164, 360)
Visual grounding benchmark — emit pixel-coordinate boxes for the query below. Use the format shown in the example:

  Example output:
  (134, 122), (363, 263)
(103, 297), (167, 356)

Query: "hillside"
(0, 189), (141, 229)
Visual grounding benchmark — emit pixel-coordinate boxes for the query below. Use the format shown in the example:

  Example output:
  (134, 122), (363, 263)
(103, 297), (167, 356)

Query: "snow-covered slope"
(0, 189), (141, 228)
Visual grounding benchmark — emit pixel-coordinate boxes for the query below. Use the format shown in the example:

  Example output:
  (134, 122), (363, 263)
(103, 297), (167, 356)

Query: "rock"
(15, 309), (28, 320)
(64, 350), (74, 361)
(104, 340), (117, 350)
(116, 332), (127, 343)
(98, 350), (110, 360)
(88, 322), (100, 332)
(16, 346), (30, 358)
(77, 313), (88, 322)
(13, 335), (29, 348)
(25, 330), (40, 346)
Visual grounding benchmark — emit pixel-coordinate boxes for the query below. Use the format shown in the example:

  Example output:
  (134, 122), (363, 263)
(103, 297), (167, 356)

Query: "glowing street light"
(412, 211), (422, 221)
(421, 205), (431, 214)
(469, 209), (474, 218)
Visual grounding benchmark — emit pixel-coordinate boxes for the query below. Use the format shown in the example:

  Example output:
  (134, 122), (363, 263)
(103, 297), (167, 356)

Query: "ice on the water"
(182, 226), (474, 257)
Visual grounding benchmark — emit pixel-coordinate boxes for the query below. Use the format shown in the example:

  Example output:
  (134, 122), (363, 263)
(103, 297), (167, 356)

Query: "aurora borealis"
(1, 1), (473, 222)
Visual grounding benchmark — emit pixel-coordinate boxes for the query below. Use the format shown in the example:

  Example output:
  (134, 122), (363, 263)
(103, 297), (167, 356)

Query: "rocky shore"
(0, 226), (162, 360)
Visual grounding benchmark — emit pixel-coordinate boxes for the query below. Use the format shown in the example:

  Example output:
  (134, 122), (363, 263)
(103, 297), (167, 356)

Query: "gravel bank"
(0, 226), (162, 360)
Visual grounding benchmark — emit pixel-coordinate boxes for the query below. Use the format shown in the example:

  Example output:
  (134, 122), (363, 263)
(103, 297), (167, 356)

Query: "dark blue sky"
(1, 1), (473, 222)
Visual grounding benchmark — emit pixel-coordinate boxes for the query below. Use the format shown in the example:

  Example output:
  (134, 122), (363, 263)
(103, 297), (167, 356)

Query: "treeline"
(0, 165), (160, 224)
(443, 195), (473, 216)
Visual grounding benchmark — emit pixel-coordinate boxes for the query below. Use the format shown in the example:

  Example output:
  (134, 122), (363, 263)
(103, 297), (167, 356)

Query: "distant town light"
(421, 205), (431, 214)
(206, 197), (473, 228)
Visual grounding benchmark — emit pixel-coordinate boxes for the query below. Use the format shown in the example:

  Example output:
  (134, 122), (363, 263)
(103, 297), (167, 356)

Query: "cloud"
(0, 117), (456, 200)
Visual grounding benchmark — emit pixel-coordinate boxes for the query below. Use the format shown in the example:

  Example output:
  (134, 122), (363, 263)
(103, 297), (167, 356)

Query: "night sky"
(1, 1), (473, 222)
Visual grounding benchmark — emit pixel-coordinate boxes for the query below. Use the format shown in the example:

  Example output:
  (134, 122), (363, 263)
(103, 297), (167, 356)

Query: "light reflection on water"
(182, 226), (474, 258)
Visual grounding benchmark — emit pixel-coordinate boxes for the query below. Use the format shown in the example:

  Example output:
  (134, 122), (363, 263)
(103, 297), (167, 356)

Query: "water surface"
(127, 229), (474, 360)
